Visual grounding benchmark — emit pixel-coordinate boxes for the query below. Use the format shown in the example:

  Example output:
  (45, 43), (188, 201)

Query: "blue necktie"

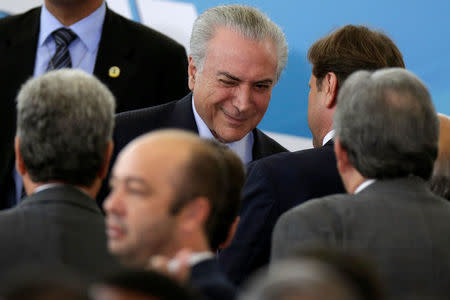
(47, 28), (77, 70)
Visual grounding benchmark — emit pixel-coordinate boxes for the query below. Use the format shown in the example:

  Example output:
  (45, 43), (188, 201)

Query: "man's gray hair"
(189, 5), (288, 82)
(240, 260), (359, 300)
(16, 69), (116, 186)
(333, 68), (439, 180)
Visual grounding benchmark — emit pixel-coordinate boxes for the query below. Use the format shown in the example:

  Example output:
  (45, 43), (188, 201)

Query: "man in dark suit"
(111, 5), (288, 170)
(0, 69), (120, 280)
(104, 130), (244, 300)
(218, 25), (407, 286)
(272, 68), (450, 300)
(0, 0), (189, 208)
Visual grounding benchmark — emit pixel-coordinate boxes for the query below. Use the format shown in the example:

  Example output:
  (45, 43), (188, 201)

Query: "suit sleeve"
(271, 198), (341, 261)
(218, 159), (281, 286)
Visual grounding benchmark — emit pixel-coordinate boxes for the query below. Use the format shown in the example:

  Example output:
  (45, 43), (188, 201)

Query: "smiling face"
(103, 141), (189, 267)
(189, 26), (278, 143)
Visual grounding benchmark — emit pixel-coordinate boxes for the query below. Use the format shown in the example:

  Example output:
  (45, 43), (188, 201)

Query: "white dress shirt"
(192, 98), (254, 164)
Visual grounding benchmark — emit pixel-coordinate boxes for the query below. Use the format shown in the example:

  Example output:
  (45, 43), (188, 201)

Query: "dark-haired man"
(218, 25), (406, 285)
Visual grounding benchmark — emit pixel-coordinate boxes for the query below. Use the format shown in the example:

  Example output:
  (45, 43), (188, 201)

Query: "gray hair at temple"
(189, 4), (288, 82)
(333, 68), (439, 180)
(16, 69), (116, 187)
(240, 259), (360, 300)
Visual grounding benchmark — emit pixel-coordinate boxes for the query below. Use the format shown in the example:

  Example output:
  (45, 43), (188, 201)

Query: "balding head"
(103, 130), (228, 267)
(429, 114), (450, 200)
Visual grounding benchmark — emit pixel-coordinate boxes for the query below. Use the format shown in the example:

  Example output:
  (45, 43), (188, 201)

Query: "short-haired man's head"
(202, 140), (245, 250)
(105, 131), (232, 265)
(189, 4), (288, 82)
(16, 69), (115, 186)
(308, 25), (405, 90)
(166, 136), (237, 251)
(334, 68), (439, 180)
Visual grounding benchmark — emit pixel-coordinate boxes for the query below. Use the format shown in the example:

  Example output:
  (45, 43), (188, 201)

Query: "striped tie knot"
(47, 28), (78, 71)
(52, 28), (77, 46)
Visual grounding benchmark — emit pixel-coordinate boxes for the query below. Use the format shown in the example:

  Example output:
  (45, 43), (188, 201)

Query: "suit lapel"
(94, 8), (136, 111)
(165, 93), (198, 132)
(251, 128), (287, 160)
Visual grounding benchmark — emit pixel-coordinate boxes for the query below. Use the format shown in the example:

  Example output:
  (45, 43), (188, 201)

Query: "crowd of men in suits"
(0, 1), (449, 300)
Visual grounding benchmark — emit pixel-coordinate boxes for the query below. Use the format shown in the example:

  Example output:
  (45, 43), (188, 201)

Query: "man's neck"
(45, 0), (103, 26)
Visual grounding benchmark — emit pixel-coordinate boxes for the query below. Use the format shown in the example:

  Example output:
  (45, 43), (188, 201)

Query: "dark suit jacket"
(0, 6), (189, 208)
(272, 177), (450, 300)
(0, 185), (120, 281)
(218, 141), (345, 286)
(190, 258), (236, 300)
(97, 93), (288, 202)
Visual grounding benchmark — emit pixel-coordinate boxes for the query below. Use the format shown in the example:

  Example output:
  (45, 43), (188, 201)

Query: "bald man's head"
(103, 130), (228, 267)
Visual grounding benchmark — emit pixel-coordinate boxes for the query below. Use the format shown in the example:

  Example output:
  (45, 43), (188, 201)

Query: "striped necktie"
(47, 28), (77, 70)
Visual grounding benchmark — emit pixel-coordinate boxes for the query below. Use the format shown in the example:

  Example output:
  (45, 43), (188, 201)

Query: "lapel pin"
(109, 66), (120, 78)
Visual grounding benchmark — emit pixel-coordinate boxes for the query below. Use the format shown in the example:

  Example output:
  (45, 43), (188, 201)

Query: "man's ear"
(14, 137), (27, 176)
(188, 56), (197, 91)
(323, 72), (338, 109)
(218, 216), (239, 250)
(98, 141), (114, 179)
(334, 138), (350, 175)
(178, 197), (210, 232)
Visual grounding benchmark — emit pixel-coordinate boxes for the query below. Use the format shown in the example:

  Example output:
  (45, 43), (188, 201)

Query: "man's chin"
(212, 129), (248, 144)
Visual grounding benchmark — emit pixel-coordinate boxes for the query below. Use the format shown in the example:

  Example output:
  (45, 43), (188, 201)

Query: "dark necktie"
(47, 28), (77, 70)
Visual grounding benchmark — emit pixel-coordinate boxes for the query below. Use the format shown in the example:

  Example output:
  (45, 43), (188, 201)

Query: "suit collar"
(165, 93), (198, 132)
(19, 184), (102, 214)
(360, 176), (430, 196)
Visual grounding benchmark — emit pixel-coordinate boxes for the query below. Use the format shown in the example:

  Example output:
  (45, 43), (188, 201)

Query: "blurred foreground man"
(0, 70), (120, 280)
(104, 130), (244, 300)
(272, 68), (450, 300)
(219, 25), (406, 285)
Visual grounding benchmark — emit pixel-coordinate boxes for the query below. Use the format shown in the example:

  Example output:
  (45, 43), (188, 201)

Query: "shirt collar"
(39, 1), (106, 53)
(322, 130), (335, 146)
(192, 98), (253, 164)
(354, 179), (376, 194)
(166, 251), (214, 272)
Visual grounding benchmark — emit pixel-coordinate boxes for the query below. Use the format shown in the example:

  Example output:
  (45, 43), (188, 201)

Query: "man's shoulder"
(115, 95), (189, 128)
(248, 143), (338, 185)
(252, 129), (288, 159)
(105, 8), (185, 51)
(190, 259), (236, 300)
(0, 7), (40, 32)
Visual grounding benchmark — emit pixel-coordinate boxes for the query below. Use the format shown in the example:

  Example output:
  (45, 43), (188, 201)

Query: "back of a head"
(16, 69), (116, 187)
(429, 113), (450, 200)
(203, 139), (245, 251)
(189, 4), (288, 81)
(91, 270), (198, 300)
(292, 248), (384, 300)
(308, 25), (405, 88)
(139, 130), (230, 250)
(240, 259), (365, 300)
(334, 68), (439, 180)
